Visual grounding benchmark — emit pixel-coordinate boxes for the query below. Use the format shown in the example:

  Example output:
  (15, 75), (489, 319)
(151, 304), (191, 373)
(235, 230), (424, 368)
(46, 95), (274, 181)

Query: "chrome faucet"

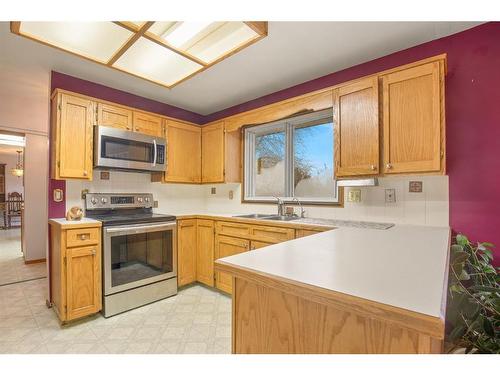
(292, 197), (306, 218)
(273, 196), (285, 216)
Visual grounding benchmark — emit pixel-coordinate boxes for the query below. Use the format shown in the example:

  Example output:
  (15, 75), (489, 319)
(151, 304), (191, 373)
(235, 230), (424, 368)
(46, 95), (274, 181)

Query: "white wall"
(66, 170), (206, 215)
(203, 175), (449, 226)
(65, 171), (449, 227)
(0, 153), (25, 196)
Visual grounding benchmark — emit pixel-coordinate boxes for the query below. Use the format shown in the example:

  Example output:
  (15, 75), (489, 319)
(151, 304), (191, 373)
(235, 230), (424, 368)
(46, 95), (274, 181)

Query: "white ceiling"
(0, 22), (481, 116)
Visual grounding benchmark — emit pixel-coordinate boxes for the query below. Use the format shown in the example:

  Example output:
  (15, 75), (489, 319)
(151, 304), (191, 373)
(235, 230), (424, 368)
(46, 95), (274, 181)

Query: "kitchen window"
(244, 108), (338, 204)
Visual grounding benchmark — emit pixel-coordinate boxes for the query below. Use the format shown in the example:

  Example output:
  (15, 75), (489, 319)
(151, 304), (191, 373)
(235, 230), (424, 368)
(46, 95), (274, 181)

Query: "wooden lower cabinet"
(177, 219), (197, 287)
(49, 221), (102, 323)
(250, 240), (272, 250)
(295, 228), (329, 238)
(215, 235), (249, 294)
(196, 219), (215, 287)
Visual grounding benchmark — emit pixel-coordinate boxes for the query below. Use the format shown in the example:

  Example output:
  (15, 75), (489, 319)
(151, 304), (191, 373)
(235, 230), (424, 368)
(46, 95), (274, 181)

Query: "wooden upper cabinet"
(133, 111), (164, 137)
(201, 121), (241, 184)
(164, 120), (201, 183)
(177, 219), (197, 287)
(202, 121), (225, 183)
(196, 219), (215, 287)
(97, 103), (133, 131)
(381, 61), (444, 174)
(52, 93), (94, 180)
(334, 77), (379, 177)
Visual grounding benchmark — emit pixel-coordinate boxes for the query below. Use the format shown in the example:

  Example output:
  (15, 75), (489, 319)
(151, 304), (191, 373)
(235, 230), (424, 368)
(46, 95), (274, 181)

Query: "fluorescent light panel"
(0, 134), (25, 147)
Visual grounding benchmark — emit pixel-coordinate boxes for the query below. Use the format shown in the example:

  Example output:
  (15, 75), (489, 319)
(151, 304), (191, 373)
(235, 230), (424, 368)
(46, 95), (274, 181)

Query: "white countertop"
(217, 224), (450, 318)
(49, 217), (102, 225)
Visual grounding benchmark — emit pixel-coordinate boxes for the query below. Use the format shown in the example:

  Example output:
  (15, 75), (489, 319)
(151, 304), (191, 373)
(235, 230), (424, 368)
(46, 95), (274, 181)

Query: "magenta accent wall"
(48, 22), (500, 263)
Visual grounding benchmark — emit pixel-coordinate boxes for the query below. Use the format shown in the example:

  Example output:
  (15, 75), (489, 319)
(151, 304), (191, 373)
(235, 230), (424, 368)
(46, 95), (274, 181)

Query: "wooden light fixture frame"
(10, 21), (268, 89)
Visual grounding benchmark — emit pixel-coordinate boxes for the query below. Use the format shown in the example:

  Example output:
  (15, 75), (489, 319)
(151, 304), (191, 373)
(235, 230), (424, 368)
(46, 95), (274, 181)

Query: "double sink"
(232, 213), (300, 222)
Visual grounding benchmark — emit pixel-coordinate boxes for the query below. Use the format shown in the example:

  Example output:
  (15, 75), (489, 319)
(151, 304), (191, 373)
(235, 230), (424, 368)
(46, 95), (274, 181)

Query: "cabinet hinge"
(57, 161), (60, 168)
(58, 103), (61, 111)
(63, 257), (66, 265)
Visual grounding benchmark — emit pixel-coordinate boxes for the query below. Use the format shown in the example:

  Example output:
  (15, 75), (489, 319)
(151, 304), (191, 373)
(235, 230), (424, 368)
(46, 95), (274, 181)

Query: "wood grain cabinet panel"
(66, 245), (101, 321)
(177, 219), (197, 287)
(196, 219), (215, 287)
(49, 221), (102, 323)
(295, 228), (329, 238)
(381, 61), (444, 174)
(97, 103), (133, 131)
(51, 93), (94, 180)
(216, 221), (251, 238)
(215, 235), (249, 294)
(202, 121), (225, 183)
(250, 240), (272, 250)
(334, 77), (380, 177)
(133, 111), (163, 137)
(250, 225), (295, 244)
(164, 121), (201, 183)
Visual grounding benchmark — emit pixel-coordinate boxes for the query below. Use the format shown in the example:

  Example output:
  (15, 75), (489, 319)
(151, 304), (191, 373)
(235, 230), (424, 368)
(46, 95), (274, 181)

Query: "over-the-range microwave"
(94, 126), (166, 172)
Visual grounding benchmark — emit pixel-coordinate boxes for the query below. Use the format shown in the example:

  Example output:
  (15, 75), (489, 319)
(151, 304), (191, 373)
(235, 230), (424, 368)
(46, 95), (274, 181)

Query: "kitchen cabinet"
(250, 240), (272, 250)
(381, 61), (445, 174)
(196, 219), (215, 287)
(51, 92), (94, 180)
(177, 219), (197, 287)
(215, 234), (249, 294)
(295, 228), (328, 238)
(155, 120), (201, 183)
(133, 111), (164, 137)
(97, 102), (133, 131)
(201, 121), (241, 183)
(334, 76), (379, 177)
(49, 220), (102, 323)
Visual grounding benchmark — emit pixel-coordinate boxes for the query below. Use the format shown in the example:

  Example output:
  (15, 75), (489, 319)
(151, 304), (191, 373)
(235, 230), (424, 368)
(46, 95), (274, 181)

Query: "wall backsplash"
(66, 171), (448, 227)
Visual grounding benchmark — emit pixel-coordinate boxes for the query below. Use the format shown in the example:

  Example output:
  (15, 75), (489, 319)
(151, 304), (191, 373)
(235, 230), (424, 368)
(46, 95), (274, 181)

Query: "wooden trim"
(24, 258), (46, 265)
(244, 22), (268, 36)
(107, 21), (154, 66)
(10, 21), (21, 34)
(215, 260), (444, 338)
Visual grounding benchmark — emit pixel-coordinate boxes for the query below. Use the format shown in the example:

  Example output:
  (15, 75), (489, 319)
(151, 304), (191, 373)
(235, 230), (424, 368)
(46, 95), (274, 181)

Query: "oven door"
(103, 221), (177, 296)
(94, 126), (166, 172)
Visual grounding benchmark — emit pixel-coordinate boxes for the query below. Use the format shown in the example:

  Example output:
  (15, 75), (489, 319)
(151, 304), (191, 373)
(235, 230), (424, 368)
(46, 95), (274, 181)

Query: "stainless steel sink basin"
(233, 214), (274, 219)
(262, 215), (300, 221)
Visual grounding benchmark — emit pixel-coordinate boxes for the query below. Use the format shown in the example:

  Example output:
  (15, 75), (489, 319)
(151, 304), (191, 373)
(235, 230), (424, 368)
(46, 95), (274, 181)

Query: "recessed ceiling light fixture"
(10, 21), (268, 88)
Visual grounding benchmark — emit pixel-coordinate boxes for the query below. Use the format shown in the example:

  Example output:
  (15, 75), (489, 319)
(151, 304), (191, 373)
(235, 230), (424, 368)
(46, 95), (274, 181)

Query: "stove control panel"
(85, 193), (154, 210)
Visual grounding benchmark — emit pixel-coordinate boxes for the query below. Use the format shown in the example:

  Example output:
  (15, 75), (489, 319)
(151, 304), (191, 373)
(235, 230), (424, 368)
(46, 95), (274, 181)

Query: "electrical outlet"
(385, 188), (396, 203)
(348, 189), (361, 203)
(229, 190), (234, 200)
(81, 189), (89, 199)
(153, 200), (158, 208)
(211, 187), (216, 194)
(409, 181), (423, 193)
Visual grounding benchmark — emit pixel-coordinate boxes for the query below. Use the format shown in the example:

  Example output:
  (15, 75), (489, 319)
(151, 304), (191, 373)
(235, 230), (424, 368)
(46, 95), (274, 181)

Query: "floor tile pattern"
(0, 279), (232, 354)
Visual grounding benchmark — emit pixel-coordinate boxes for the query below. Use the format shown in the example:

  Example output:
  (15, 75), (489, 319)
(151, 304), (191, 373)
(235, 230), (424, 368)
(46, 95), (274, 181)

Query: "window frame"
(243, 108), (341, 205)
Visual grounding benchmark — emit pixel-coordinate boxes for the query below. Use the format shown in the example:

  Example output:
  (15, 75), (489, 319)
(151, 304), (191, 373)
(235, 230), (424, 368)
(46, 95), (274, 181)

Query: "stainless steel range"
(85, 193), (177, 317)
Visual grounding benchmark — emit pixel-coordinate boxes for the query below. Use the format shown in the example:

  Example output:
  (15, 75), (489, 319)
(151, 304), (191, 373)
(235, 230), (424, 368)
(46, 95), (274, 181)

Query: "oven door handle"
(152, 139), (157, 167)
(105, 222), (176, 235)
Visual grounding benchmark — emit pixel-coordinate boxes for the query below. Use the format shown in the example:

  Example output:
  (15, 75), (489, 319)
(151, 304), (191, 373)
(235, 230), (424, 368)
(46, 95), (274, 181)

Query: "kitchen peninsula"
(215, 224), (450, 354)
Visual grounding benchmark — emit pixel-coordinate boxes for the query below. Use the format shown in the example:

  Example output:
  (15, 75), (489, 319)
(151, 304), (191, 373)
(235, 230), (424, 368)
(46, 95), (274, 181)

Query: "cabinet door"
(97, 103), (133, 131)
(215, 235), (249, 294)
(133, 111), (163, 137)
(295, 228), (327, 238)
(165, 121), (201, 183)
(196, 219), (215, 287)
(382, 61), (443, 174)
(177, 219), (197, 286)
(334, 77), (379, 177)
(56, 94), (94, 180)
(65, 245), (101, 321)
(202, 121), (225, 183)
(250, 225), (295, 244)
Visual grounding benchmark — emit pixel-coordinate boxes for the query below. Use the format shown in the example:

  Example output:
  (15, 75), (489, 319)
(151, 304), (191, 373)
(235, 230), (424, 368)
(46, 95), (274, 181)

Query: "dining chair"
(6, 192), (23, 228)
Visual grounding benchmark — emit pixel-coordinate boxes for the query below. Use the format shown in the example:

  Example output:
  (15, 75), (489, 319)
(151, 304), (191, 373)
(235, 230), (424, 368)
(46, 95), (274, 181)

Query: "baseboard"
(24, 258), (46, 265)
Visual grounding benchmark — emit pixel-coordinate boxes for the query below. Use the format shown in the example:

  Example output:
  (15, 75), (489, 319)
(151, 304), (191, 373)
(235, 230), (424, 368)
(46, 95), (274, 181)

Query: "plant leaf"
(483, 317), (494, 336)
(449, 325), (466, 341)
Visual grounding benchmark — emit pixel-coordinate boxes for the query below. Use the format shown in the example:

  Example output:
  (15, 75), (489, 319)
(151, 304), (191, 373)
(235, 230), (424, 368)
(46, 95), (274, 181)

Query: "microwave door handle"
(152, 139), (157, 167)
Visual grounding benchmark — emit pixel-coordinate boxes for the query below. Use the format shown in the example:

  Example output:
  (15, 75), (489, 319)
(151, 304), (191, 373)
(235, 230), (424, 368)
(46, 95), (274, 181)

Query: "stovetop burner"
(84, 193), (176, 226)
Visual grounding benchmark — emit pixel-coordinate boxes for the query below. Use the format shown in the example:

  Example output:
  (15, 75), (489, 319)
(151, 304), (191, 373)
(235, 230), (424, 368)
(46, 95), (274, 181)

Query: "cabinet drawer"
(295, 228), (327, 238)
(250, 225), (295, 244)
(216, 221), (251, 238)
(66, 227), (100, 248)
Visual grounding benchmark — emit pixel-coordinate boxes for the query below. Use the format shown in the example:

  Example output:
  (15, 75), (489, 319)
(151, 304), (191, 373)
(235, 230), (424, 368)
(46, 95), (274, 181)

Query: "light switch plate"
(409, 181), (423, 193)
(385, 188), (396, 203)
(229, 190), (234, 200)
(348, 189), (361, 203)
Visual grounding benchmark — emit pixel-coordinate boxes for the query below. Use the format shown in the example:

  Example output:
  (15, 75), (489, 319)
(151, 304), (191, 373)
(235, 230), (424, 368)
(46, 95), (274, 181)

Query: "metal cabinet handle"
(80, 234), (88, 240)
(91, 249), (96, 255)
(83, 170), (88, 176)
(370, 165), (377, 171)
(386, 163), (393, 169)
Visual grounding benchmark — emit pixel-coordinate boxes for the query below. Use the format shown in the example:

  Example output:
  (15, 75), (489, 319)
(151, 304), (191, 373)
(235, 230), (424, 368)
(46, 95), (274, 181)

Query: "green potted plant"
(446, 234), (499, 353)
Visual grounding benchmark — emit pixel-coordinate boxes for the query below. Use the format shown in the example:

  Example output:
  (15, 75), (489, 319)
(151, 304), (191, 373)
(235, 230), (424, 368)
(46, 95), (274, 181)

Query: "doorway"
(0, 131), (45, 286)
